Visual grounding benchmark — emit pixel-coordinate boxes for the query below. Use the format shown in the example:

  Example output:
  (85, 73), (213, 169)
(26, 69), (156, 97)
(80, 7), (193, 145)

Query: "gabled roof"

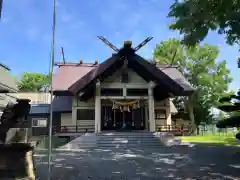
(53, 44), (194, 98)
(67, 56), (194, 96)
(53, 63), (193, 92)
(68, 55), (122, 94)
(52, 63), (96, 92)
(0, 63), (18, 92)
(158, 65), (193, 92)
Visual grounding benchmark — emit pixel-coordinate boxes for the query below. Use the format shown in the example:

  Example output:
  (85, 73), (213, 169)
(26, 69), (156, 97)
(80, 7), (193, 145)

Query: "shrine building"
(49, 40), (194, 134)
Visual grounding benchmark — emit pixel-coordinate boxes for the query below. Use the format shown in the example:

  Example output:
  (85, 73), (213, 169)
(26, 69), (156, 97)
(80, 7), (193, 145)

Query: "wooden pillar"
(148, 82), (156, 132)
(95, 81), (101, 133)
(144, 101), (149, 130)
(166, 98), (172, 125)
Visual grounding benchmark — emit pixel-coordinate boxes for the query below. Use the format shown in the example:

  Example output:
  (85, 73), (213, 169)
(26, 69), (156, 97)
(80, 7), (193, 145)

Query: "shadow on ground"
(35, 143), (240, 180)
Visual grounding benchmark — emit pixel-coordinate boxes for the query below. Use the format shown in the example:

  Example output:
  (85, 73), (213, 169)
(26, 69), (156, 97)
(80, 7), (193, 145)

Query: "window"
(100, 88), (123, 96)
(77, 109), (95, 120)
(127, 89), (148, 96)
(155, 109), (166, 119)
(32, 118), (47, 127)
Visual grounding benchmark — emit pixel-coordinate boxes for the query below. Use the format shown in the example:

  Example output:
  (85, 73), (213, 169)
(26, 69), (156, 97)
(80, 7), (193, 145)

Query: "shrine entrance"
(101, 101), (146, 131)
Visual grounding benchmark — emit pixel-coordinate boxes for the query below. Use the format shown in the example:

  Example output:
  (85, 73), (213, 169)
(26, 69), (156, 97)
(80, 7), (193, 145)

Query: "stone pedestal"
(0, 143), (36, 180)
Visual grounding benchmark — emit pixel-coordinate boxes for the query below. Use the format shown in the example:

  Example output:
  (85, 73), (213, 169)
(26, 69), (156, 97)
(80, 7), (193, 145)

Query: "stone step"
(56, 132), (176, 150)
(59, 144), (164, 149)
(99, 134), (161, 136)
(97, 141), (162, 144)
(98, 135), (161, 138)
(98, 136), (160, 138)
(98, 138), (160, 141)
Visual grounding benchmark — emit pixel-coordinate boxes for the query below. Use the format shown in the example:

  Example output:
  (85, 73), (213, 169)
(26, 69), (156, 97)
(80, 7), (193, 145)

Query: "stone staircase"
(97, 132), (164, 148)
(57, 131), (176, 150)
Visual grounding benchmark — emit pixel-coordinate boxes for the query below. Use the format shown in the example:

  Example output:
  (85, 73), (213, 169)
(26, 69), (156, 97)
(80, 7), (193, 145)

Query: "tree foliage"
(217, 90), (240, 128)
(154, 39), (232, 126)
(16, 72), (50, 92)
(168, 0), (240, 46)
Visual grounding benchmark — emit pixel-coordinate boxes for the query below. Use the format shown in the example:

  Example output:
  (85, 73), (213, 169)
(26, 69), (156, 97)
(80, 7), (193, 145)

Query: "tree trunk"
(184, 96), (196, 135)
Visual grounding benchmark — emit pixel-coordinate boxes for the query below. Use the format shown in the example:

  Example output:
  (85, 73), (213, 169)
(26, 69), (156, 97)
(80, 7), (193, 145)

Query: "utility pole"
(48, 0), (56, 179)
(238, 57), (240, 68)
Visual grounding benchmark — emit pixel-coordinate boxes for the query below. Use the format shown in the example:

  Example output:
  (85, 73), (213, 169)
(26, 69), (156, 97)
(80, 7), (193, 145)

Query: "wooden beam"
(100, 96), (148, 100)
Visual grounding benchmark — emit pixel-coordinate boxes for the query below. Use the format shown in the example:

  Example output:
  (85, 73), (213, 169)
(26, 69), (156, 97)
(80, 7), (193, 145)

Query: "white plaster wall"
(61, 113), (73, 126)
(101, 68), (148, 89)
(60, 113), (75, 132)
(155, 98), (171, 130)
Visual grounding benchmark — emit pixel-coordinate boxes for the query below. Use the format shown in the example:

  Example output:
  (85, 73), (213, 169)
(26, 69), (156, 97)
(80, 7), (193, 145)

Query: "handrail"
(156, 125), (191, 132)
(53, 125), (95, 134)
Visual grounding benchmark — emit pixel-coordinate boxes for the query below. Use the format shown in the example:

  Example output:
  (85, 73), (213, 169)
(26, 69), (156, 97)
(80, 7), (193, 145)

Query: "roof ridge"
(0, 63), (10, 71)
(55, 62), (98, 67)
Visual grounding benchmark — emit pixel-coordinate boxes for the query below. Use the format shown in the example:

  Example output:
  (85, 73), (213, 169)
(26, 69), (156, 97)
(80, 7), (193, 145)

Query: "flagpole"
(48, 0), (56, 179)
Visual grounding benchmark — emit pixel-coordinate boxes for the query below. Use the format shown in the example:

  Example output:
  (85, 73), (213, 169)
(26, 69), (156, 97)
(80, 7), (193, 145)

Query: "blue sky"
(0, 0), (239, 91)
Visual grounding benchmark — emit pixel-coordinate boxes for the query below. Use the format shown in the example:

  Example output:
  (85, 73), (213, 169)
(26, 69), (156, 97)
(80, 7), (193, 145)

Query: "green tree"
(218, 111), (227, 121)
(217, 89), (240, 129)
(16, 72), (50, 92)
(154, 39), (232, 132)
(168, 0), (240, 46)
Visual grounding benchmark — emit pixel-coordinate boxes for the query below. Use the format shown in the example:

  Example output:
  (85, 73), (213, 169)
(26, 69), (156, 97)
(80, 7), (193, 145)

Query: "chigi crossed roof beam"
(97, 36), (153, 52)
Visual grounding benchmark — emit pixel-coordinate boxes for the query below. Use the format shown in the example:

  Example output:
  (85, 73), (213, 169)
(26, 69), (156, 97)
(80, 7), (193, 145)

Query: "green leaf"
(154, 38), (233, 126)
(17, 72), (50, 92)
(168, 0), (240, 46)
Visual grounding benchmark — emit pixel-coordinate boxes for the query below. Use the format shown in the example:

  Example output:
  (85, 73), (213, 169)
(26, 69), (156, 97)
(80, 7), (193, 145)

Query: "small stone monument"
(0, 99), (36, 180)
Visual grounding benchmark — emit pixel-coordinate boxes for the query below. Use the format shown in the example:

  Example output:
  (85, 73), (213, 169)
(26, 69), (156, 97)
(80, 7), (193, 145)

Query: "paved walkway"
(35, 144), (240, 180)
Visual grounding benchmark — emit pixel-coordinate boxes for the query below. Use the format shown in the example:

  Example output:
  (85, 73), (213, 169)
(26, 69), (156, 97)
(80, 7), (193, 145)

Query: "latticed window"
(127, 89), (148, 96)
(77, 109), (95, 120)
(100, 88), (123, 96)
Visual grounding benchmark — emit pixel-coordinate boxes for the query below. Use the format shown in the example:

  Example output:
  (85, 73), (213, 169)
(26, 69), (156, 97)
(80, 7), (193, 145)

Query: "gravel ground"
(35, 144), (240, 180)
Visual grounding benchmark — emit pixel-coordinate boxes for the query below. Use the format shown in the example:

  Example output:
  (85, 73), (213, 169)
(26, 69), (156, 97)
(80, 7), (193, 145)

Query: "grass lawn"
(180, 134), (240, 147)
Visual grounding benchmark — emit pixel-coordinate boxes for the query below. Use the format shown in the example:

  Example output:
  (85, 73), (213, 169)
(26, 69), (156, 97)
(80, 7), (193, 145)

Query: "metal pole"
(48, 0), (56, 179)
(0, 0), (3, 20)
